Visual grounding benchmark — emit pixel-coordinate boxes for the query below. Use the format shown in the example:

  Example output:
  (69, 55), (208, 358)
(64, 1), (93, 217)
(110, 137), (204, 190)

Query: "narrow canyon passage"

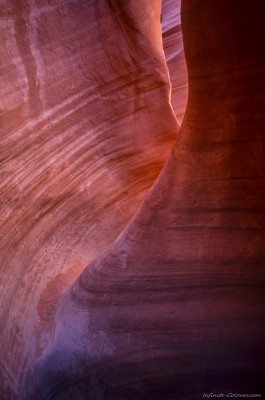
(1, 0), (265, 399)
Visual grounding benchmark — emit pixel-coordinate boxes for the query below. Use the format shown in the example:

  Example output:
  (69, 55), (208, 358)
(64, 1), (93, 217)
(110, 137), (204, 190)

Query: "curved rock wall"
(32, 0), (265, 399)
(0, 1), (183, 398)
(1, 0), (265, 399)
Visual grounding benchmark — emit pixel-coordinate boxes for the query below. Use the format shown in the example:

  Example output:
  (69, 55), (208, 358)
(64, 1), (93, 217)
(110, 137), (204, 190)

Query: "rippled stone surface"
(0, 1), (183, 398)
(1, 0), (265, 399)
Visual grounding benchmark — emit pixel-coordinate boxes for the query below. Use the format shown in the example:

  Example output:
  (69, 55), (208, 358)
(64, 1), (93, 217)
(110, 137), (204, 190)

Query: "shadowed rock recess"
(0, 0), (264, 399)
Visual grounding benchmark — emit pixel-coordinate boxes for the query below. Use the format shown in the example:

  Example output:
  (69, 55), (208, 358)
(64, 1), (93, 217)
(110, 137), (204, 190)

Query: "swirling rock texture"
(0, 0), (264, 399)
(0, 0), (184, 397)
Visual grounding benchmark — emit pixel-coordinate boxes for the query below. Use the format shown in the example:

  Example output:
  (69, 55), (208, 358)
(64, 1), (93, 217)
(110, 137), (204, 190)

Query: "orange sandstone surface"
(1, 0), (265, 399)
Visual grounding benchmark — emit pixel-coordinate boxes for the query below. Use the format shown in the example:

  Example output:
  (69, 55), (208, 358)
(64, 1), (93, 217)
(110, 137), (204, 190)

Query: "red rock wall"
(1, 0), (265, 399)
(0, 0), (181, 398)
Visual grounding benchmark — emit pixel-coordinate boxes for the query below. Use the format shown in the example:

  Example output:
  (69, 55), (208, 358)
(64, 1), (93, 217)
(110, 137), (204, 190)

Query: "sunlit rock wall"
(1, 0), (264, 399)
(0, 0), (184, 398)
(162, 0), (187, 122)
(31, 0), (265, 399)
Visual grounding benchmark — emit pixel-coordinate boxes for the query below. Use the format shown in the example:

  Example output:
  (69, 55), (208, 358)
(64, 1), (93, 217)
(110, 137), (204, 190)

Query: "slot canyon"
(0, 0), (264, 399)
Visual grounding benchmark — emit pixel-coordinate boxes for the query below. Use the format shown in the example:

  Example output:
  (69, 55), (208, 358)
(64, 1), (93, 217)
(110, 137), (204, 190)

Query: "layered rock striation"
(1, 0), (265, 399)
(31, 0), (265, 399)
(0, 0), (183, 398)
